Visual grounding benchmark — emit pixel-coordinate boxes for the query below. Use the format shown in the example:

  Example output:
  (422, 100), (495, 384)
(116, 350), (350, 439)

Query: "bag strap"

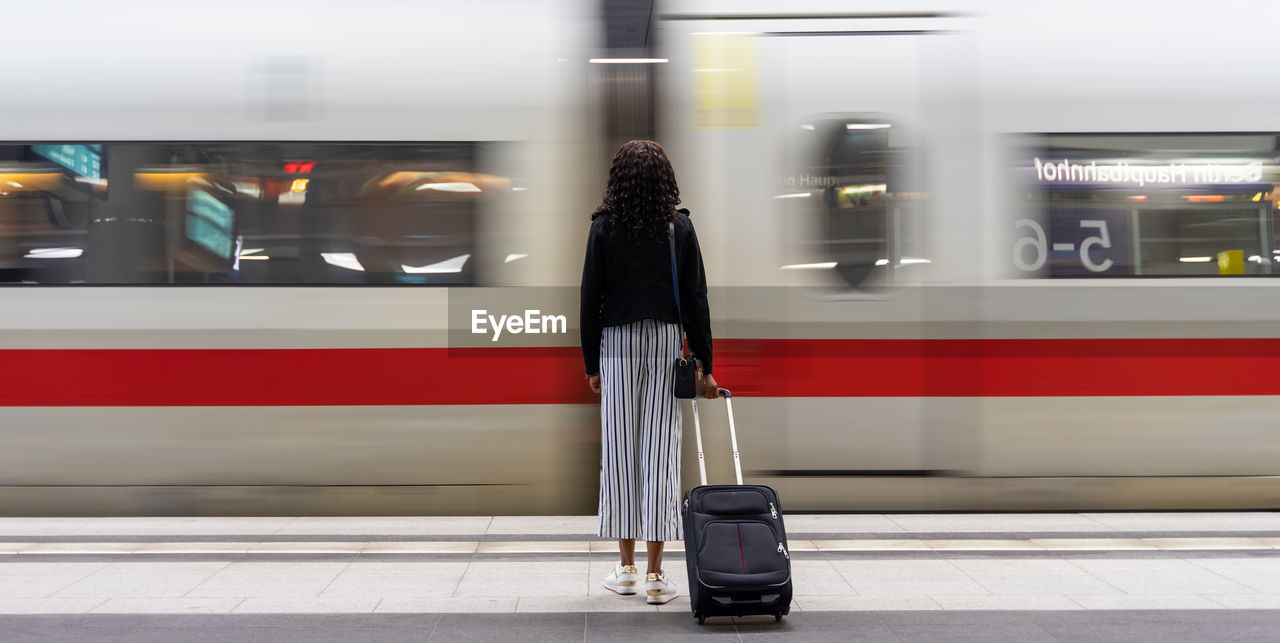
(667, 220), (691, 358)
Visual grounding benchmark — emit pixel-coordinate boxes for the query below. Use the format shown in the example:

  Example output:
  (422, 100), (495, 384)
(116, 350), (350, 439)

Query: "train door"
(658, 13), (982, 509)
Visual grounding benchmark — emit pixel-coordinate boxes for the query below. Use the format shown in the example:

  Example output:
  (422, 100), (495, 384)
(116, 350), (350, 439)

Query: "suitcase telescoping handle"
(691, 388), (742, 486)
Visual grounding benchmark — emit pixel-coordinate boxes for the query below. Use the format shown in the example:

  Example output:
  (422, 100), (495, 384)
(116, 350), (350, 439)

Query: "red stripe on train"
(3, 338), (1280, 406)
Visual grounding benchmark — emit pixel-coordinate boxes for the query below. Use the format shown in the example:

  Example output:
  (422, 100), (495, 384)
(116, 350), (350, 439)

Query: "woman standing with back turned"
(580, 140), (719, 605)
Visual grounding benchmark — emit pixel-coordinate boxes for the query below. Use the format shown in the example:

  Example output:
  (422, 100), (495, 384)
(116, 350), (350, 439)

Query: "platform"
(2, 513), (1280, 641)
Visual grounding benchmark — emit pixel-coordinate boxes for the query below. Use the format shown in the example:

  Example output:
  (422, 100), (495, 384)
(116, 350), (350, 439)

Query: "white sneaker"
(603, 563), (641, 595)
(645, 571), (679, 605)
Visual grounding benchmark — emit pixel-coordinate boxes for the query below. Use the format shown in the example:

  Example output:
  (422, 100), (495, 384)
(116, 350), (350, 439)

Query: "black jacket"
(580, 208), (713, 376)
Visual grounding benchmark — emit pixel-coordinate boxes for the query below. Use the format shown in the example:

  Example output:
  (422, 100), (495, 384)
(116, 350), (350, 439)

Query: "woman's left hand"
(702, 373), (719, 399)
(587, 374), (601, 394)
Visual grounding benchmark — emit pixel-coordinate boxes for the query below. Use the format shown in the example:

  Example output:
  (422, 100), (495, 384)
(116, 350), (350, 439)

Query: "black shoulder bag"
(669, 220), (702, 399)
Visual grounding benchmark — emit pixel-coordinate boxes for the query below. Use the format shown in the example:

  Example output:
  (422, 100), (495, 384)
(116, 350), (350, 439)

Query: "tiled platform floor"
(2, 513), (1280, 640)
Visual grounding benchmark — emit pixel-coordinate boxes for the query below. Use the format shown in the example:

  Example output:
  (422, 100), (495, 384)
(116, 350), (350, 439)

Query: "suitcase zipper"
(769, 502), (777, 519)
(777, 542), (789, 559)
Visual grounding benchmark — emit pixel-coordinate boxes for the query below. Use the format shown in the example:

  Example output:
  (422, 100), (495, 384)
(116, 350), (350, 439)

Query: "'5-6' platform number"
(1014, 219), (1114, 273)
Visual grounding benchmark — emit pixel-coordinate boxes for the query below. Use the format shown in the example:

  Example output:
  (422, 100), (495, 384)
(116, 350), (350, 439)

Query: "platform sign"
(31, 144), (102, 180)
(185, 188), (235, 260)
(1027, 156), (1275, 189)
(1046, 207), (1129, 276)
(1013, 207), (1130, 277)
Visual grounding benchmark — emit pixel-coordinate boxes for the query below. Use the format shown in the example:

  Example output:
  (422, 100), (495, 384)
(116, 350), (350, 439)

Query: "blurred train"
(3, 0), (1280, 515)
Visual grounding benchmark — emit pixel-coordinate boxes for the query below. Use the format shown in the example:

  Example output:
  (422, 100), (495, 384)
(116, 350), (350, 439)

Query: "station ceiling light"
(403, 254), (470, 274)
(589, 58), (668, 63)
(24, 247), (83, 259)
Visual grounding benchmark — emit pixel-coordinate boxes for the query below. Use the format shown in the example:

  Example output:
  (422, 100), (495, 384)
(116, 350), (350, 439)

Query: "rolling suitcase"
(682, 389), (792, 624)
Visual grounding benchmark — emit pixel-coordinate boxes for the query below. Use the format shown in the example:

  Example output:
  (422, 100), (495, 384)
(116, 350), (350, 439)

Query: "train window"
(0, 142), (498, 285)
(786, 117), (918, 289)
(1013, 134), (1280, 277)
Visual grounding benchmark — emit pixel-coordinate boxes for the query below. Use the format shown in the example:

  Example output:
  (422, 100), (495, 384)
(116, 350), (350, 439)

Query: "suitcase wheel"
(697, 614), (706, 625)
(774, 613), (783, 623)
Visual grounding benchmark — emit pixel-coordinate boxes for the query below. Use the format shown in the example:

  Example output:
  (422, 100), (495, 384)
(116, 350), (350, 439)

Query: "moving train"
(2, 0), (1279, 515)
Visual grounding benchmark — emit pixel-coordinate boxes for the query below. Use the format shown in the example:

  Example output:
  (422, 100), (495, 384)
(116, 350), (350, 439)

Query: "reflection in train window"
(0, 143), (502, 285)
(1013, 134), (1279, 277)
(786, 117), (920, 289)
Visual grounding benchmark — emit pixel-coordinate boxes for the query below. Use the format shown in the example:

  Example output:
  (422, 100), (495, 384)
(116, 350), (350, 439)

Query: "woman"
(580, 140), (718, 605)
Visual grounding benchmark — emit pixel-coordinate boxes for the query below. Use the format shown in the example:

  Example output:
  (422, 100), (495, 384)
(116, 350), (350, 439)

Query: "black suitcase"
(682, 389), (792, 624)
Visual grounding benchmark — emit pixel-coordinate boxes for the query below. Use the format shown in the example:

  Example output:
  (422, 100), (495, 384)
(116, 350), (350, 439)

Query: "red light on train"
(283, 162), (315, 174)
(1183, 195), (1225, 203)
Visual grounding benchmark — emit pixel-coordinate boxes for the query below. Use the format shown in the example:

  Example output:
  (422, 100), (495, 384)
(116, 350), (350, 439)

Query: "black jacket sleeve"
(679, 217), (714, 374)
(580, 220), (604, 376)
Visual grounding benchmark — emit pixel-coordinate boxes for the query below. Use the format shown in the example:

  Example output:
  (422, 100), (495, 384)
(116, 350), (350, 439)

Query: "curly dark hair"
(592, 140), (680, 240)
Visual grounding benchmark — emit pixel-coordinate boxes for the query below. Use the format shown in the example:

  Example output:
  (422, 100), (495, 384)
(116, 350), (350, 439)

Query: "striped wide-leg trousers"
(598, 319), (684, 542)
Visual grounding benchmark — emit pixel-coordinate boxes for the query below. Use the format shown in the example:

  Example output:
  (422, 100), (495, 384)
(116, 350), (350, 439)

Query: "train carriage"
(2, 0), (1279, 515)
